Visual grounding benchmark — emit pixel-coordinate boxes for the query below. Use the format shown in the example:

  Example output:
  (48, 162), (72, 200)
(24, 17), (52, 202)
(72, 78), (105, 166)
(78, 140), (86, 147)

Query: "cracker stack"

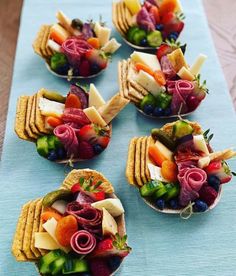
(118, 59), (149, 104)
(12, 169), (125, 263)
(15, 89), (52, 142)
(112, 1), (133, 37)
(33, 25), (54, 60)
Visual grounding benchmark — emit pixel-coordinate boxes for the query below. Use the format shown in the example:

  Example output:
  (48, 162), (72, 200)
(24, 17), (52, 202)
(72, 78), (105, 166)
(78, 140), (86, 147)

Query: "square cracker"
(126, 137), (138, 185)
(145, 136), (155, 181)
(38, 204), (48, 256)
(41, 25), (51, 59)
(141, 137), (148, 184)
(116, 2), (126, 35)
(122, 60), (130, 99)
(30, 94), (44, 136)
(118, 61), (124, 98)
(120, 1), (129, 32)
(12, 201), (31, 261)
(35, 89), (51, 134)
(33, 25), (47, 58)
(31, 199), (43, 258)
(112, 2), (123, 35)
(23, 199), (39, 260)
(128, 83), (144, 101)
(25, 96), (38, 140)
(15, 96), (31, 141)
(135, 137), (144, 186)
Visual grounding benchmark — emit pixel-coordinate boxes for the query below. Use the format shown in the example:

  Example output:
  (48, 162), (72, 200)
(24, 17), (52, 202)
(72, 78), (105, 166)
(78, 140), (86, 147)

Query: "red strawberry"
(170, 21), (184, 33)
(205, 161), (232, 184)
(156, 44), (173, 61)
(79, 59), (91, 77)
(199, 185), (218, 206)
(90, 234), (131, 258)
(161, 11), (176, 25)
(78, 141), (95, 159)
(85, 49), (108, 70)
(161, 12), (185, 36)
(89, 258), (110, 276)
(96, 136), (110, 148)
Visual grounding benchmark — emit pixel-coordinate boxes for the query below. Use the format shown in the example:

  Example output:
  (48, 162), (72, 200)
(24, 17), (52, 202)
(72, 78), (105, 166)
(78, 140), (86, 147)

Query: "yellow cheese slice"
(177, 67), (195, 81)
(124, 0), (141, 15)
(190, 54), (207, 76)
(167, 48), (188, 73)
(89, 84), (106, 109)
(42, 218), (70, 253)
(83, 106), (107, 127)
(35, 232), (60, 250)
(102, 208), (118, 236)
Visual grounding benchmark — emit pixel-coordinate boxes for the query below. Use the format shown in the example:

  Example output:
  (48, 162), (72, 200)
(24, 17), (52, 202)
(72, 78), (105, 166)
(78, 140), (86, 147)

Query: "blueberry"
(169, 199), (179, 209)
(164, 107), (172, 116)
(156, 24), (164, 31)
(108, 256), (122, 272)
(91, 63), (100, 74)
(193, 200), (208, 212)
(55, 64), (70, 75)
(143, 104), (154, 115)
(208, 175), (220, 192)
(93, 144), (104, 154)
(56, 147), (67, 159)
(140, 38), (148, 47)
(156, 199), (165, 210)
(153, 107), (164, 117)
(168, 33), (178, 41)
(47, 150), (58, 161)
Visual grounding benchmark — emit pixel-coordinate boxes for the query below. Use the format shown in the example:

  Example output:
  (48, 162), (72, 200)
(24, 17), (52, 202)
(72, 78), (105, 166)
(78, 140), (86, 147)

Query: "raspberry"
(90, 258), (110, 276)
(199, 185), (218, 206)
(78, 141), (95, 159)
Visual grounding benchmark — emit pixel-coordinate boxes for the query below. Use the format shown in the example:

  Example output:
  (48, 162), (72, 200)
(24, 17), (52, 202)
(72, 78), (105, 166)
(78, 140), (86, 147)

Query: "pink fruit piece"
(205, 161), (232, 184)
(198, 185), (218, 206)
(78, 141), (95, 159)
(89, 258), (111, 276)
(79, 59), (91, 76)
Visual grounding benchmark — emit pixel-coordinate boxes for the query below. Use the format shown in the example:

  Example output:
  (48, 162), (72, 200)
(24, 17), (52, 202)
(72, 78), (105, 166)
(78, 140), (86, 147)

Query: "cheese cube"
(167, 48), (188, 73)
(98, 94), (129, 124)
(91, 198), (124, 217)
(177, 67), (195, 81)
(83, 106), (107, 127)
(193, 135), (209, 155)
(130, 51), (161, 71)
(35, 232), (60, 250)
(102, 208), (118, 236)
(94, 22), (111, 46)
(136, 70), (164, 97)
(42, 218), (70, 253)
(190, 54), (207, 76)
(101, 38), (121, 54)
(89, 84), (105, 109)
(39, 97), (65, 117)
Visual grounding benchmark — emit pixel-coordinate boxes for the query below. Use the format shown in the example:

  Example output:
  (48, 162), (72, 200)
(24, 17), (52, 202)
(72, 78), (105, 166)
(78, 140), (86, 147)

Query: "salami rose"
(70, 230), (96, 255)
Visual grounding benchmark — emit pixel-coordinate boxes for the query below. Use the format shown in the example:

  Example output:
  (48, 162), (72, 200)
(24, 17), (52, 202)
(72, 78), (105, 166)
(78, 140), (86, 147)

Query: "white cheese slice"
(198, 156), (211, 169)
(35, 232), (60, 250)
(190, 54), (207, 76)
(101, 38), (121, 54)
(148, 163), (168, 182)
(91, 198), (124, 217)
(56, 10), (80, 36)
(177, 66), (195, 81)
(135, 70), (164, 97)
(51, 200), (67, 215)
(193, 135), (209, 155)
(83, 106), (107, 127)
(130, 51), (161, 72)
(94, 22), (111, 46)
(42, 218), (70, 253)
(39, 97), (65, 117)
(89, 84), (105, 109)
(102, 208), (118, 236)
(47, 39), (61, 52)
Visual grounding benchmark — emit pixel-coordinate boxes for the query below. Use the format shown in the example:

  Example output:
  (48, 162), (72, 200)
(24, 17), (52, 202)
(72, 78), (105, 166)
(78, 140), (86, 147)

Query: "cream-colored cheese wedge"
(94, 22), (111, 46)
(193, 135), (209, 155)
(102, 208), (118, 236)
(43, 218), (71, 253)
(198, 156), (211, 169)
(101, 38), (121, 54)
(130, 51), (161, 71)
(91, 198), (124, 217)
(35, 232), (60, 250)
(39, 97), (65, 117)
(56, 10), (80, 36)
(83, 106), (107, 127)
(190, 54), (207, 76)
(148, 163), (168, 182)
(89, 84), (106, 109)
(136, 70), (164, 97)
(177, 67), (195, 81)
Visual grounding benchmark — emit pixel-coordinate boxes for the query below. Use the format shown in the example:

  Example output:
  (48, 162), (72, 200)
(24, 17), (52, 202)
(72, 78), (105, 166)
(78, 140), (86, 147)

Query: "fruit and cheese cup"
(12, 169), (131, 276)
(33, 11), (121, 79)
(126, 120), (236, 218)
(14, 84), (129, 163)
(118, 44), (208, 118)
(112, 0), (184, 50)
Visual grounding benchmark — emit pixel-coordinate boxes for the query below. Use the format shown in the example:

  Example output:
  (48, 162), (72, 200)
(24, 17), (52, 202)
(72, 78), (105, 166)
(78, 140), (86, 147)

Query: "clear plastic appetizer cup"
(118, 44), (208, 119)
(12, 169), (131, 276)
(112, 0), (185, 50)
(126, 120), (236, 219)
(33, 11), (121, 80)
(14, 84), (129, 163)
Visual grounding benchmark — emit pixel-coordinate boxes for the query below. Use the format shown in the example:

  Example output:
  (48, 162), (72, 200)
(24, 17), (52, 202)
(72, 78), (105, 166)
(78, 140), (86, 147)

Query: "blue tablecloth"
(1, 0), (236, 275)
